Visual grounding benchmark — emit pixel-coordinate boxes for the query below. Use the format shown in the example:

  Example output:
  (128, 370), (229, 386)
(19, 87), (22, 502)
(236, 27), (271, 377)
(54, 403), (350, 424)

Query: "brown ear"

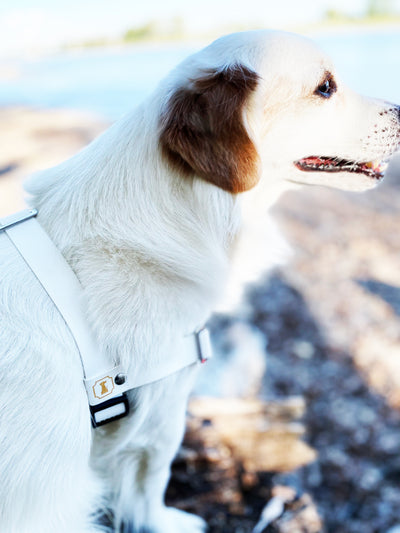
(159, 64), (260, 194)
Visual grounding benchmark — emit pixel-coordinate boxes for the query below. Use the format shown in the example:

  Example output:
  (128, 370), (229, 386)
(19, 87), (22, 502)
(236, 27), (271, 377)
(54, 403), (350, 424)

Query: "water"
(316, 30), (400, 104)
(0, 30), (399, 120)
(0, 45), (197, 119)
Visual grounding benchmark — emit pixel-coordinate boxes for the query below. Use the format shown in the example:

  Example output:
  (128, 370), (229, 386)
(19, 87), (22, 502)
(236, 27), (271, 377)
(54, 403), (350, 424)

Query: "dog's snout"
(379, 105), (400, 151)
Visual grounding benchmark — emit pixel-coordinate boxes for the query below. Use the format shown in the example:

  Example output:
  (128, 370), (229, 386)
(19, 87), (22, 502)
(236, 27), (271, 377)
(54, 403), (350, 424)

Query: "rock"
(268, 492), (323, 533)
(252, 496), (285, 533)
(187, 396), (316, 473)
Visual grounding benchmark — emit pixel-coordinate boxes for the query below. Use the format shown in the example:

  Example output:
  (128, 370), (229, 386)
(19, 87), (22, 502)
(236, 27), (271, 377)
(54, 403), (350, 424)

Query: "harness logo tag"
(93, 376), (114, 399)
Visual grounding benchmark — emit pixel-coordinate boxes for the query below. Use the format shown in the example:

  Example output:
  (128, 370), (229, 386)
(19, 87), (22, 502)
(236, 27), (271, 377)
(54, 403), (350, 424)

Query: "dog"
(1, 29), (399, 533)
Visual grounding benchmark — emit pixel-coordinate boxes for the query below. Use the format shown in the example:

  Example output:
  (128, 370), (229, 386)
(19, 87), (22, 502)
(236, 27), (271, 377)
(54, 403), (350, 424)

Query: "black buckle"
(90, 393), (130, 428)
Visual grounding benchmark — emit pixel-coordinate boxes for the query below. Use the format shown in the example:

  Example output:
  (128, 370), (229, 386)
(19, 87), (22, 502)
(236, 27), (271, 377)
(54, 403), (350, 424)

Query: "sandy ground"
(0, 106), (107, 215)
(180, 153), (400, 532)
(2, 106), (400, 532)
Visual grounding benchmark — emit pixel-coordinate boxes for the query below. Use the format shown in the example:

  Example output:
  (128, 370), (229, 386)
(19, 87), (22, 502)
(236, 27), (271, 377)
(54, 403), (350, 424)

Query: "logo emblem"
(93, 376), (114, 399)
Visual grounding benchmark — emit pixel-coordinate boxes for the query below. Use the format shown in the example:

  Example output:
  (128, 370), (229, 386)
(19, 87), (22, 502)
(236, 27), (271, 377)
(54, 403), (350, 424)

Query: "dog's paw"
(120, 507), (207, 533)
(161, 508), (207, 533)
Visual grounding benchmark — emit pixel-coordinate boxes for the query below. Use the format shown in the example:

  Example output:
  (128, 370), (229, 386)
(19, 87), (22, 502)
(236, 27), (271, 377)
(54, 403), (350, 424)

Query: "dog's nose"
(388, 104), (400, 122)
(392, 104), (400, 122)
(393, 106), (400, 147)
(393, 106), (400, 136)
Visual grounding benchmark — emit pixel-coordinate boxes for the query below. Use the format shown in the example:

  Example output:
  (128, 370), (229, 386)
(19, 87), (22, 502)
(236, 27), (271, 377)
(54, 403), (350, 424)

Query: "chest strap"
(0, 209), (212, 427)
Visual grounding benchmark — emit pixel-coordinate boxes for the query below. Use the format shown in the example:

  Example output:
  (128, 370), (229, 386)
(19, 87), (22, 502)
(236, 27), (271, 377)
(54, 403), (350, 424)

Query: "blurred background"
(1, 1), (400, 532)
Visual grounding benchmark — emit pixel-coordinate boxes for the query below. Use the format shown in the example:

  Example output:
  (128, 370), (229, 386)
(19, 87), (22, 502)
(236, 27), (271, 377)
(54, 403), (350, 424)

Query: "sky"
(0, 0), (397, 55)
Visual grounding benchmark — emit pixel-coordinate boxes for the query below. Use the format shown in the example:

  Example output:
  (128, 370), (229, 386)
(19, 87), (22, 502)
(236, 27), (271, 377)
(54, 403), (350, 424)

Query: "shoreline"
(1, 21), (400, 61)
(65, 19), (400, 51)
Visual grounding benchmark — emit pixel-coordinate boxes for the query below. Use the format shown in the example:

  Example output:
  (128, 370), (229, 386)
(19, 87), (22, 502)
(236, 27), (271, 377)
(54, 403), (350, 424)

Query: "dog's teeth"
(372, 160), (387, 172)
(296, 156), (388, 178)
(365, 160), (387, 174)
(377, 162), (388, 174)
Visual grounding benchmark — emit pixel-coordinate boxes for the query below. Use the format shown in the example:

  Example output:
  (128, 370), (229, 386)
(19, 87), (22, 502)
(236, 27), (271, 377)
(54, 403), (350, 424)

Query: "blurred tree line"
(123, 17), (184, 43)
(326, 0), (399, 23)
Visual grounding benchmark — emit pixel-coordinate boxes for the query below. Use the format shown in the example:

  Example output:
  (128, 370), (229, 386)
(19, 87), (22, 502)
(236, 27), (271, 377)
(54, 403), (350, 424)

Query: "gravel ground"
(2, 107), (400, 533)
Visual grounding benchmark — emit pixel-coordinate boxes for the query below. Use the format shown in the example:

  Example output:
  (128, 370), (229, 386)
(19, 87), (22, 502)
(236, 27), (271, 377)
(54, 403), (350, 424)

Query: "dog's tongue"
(305, 156), (331, 166)
(299, 156), (340, 168)
(298, 157), (388, 176)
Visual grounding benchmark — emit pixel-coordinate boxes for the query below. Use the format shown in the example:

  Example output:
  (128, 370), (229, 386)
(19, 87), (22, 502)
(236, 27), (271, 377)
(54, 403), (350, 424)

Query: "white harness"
(0, 209), (212, 427)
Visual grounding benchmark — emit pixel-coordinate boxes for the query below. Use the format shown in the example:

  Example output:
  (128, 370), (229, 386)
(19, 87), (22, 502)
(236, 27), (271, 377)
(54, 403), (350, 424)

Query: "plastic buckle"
(90, 393), (130, 428)
(195, 327), (213, 364)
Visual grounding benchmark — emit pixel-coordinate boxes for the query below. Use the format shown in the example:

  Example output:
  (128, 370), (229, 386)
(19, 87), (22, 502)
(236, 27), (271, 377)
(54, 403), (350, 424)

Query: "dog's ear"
(159, 64), (260, 194)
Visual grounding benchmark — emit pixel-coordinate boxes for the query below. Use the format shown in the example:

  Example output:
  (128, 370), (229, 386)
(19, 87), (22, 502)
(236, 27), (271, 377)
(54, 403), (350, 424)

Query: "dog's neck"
(25, 104), (241, 369)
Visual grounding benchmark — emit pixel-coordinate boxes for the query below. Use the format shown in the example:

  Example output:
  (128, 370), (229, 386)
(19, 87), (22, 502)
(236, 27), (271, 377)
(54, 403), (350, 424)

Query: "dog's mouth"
(294, 156), (388, 180)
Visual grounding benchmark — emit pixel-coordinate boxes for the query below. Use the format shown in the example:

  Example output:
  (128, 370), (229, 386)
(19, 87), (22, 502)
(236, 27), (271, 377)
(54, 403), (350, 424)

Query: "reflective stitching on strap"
(0, 209), (38, 231)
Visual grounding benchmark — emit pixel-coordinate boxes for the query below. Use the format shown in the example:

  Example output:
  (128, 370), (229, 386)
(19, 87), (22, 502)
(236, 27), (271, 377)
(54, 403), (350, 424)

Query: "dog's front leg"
(92, 366), (207, 533)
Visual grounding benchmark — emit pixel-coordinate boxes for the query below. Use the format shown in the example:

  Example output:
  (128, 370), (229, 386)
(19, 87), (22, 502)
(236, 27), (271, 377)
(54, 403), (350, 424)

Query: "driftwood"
(168, 396), (322, 532)
(186, 396), (316, 473)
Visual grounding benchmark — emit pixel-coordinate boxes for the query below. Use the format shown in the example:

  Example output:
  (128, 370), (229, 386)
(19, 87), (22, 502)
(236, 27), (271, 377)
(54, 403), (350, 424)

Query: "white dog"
(0, 29), (399, 533)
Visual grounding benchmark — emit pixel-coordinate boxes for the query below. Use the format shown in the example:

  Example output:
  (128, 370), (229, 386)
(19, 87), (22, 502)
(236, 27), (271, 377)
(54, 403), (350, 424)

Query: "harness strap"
(0, 209), (212, 427)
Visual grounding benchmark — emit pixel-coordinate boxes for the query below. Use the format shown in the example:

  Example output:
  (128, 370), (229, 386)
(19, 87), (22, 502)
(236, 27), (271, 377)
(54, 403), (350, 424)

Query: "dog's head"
(159, 30), (400, 194)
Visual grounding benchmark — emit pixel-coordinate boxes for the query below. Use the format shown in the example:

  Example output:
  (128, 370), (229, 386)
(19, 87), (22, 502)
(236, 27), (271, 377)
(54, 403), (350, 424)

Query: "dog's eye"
(315, 74), (337, 98)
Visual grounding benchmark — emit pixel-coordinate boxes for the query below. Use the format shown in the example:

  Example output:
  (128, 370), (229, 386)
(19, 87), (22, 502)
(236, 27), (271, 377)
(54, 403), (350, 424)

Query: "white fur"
(1, 29), (399, 533)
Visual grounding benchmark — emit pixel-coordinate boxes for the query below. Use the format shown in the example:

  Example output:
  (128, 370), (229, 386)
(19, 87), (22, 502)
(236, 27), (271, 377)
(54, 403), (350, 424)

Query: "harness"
(0, 209), (212, 427)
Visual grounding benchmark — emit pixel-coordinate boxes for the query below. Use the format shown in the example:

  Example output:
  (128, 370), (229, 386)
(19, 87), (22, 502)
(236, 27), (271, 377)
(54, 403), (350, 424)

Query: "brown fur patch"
(159, 64), (260, 194)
